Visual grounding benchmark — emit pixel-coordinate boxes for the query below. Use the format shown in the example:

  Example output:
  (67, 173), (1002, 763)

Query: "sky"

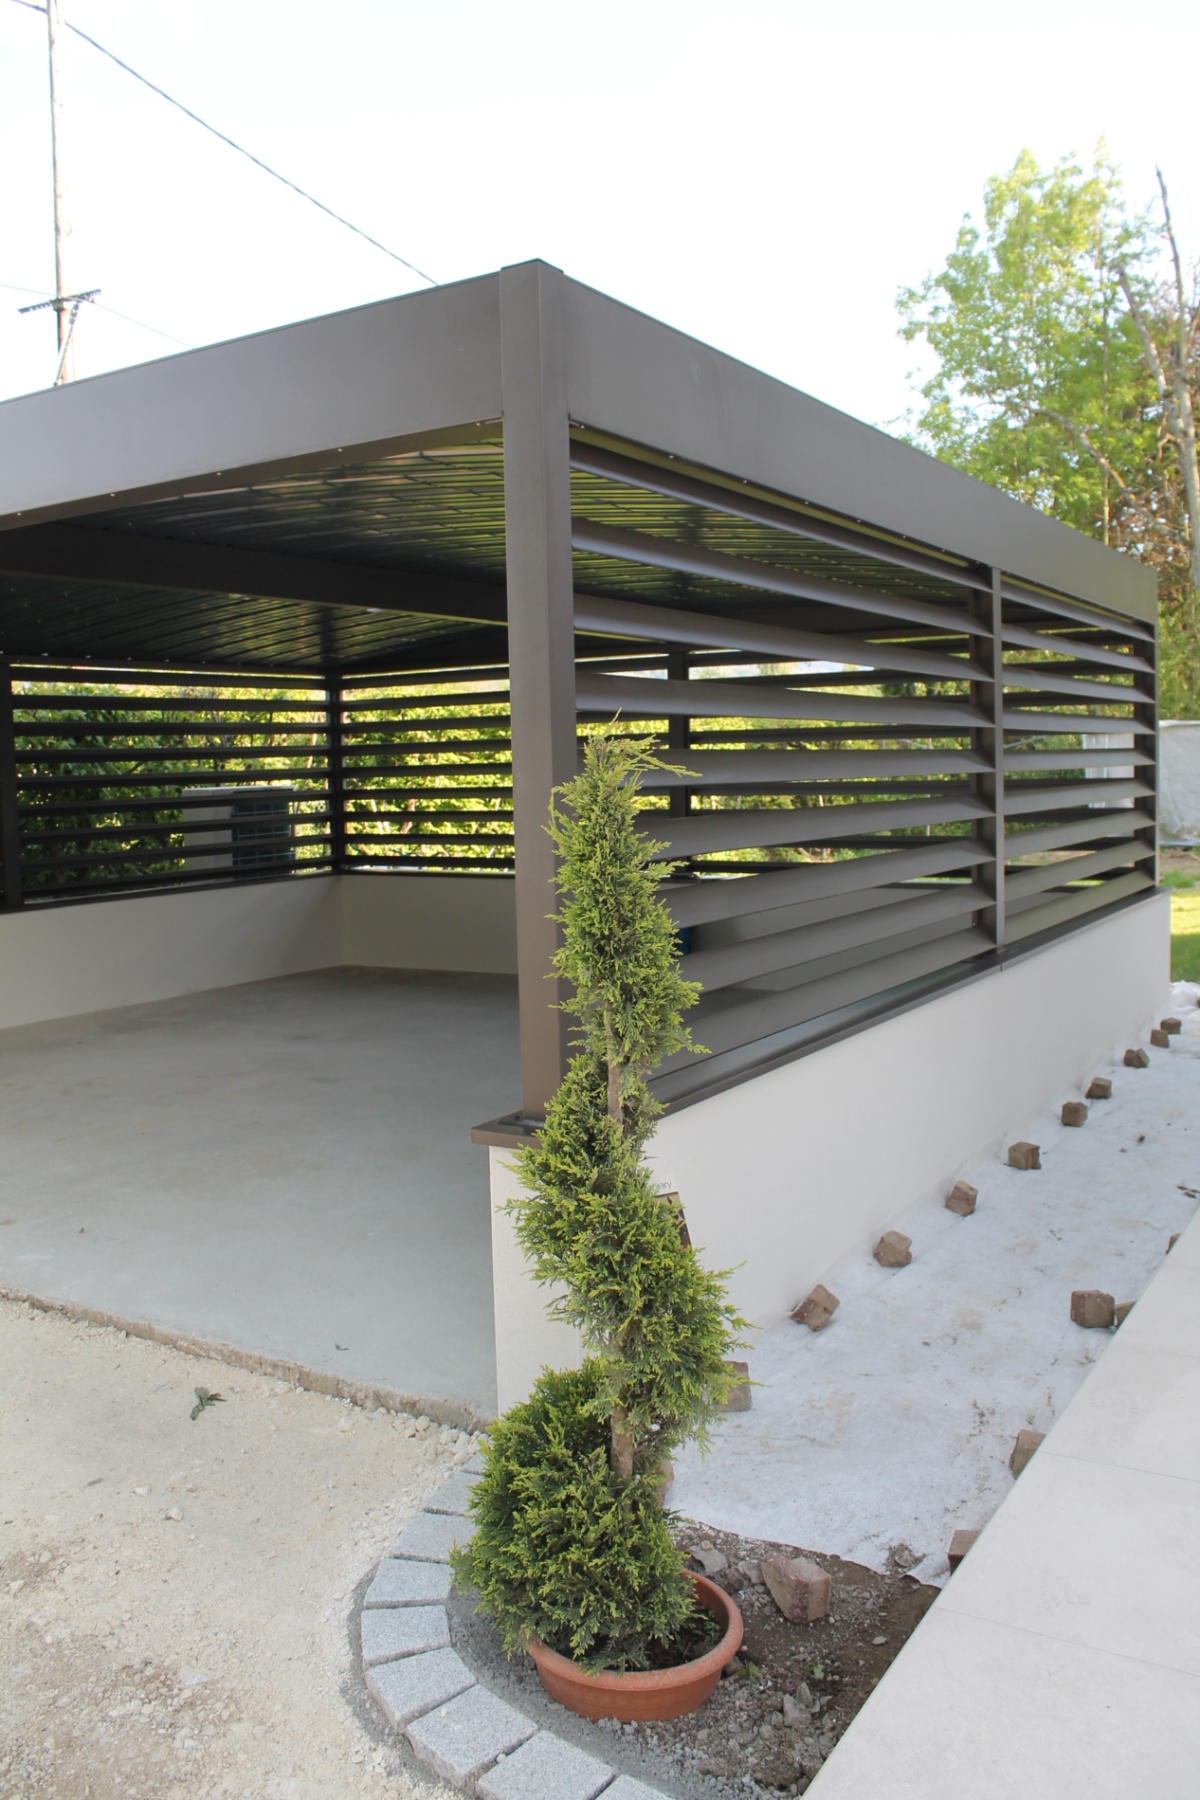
(1, 0), (1198, 432)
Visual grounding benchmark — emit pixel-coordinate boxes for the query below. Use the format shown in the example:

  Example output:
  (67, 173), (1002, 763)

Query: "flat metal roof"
(0, 262), (1155, 674)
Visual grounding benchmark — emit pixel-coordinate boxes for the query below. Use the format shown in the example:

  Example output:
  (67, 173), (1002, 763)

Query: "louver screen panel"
(999, 580), (1156, 942)
(8, 666), (332, 902)
(338, 667), (515, 872)
(568, 443), (1156, 1097)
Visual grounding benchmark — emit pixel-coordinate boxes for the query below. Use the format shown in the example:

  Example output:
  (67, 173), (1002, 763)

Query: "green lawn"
(1172, 889), (1200, 982)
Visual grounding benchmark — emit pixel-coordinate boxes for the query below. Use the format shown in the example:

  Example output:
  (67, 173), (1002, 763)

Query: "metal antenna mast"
(39, 0), (98, 382)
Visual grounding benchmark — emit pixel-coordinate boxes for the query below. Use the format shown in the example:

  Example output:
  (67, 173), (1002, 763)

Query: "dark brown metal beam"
(0, 522), (509, 626)
(0, 655), (22, 908)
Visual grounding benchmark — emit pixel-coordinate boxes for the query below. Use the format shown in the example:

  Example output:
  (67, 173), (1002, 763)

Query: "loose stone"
(1123, 1047), (1150, 1068)
(761, 1551), (831, 1624)
(945, 1181), (977, 1216)
(721, 1361), (752, 1411)
(1007, 1141), (1041, 1170)
(1009, 1428), (1045, 1477)
(873, 1230), (912, 1268)
(1161, 1017), (1182, 1035)
(947, 1528), (979, 1570)
(1149, 1028), (1171, 1049)
(1085, 1077), (1113, 1099)
(1061, 1101), (1088, 1127)
(1114, 1301), (1134, 1326)
(1070, 1289), (1115, 1329)
(791, 1285), (840, 1331)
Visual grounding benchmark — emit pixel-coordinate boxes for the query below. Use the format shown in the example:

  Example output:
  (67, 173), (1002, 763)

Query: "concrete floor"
(0, 968), (520, 1418)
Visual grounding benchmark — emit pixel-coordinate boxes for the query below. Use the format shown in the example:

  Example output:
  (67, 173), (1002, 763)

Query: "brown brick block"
(721, 1359), (752, 1411)
(874, 1229), (913, 1268)
(1150, 1028), (1171, 1049)
(1009, 1427), (1045, 1476)
(1086, 1077), (1113, 1100)
(945, 1181), (978, 1217)
(1008, 1141), (1041, 1170)
(1114, 1301), (1135, 1327)
(948, 1529), (980, 1570)
(790, 1284), (840, 1331)
(1061, 1101), (1088, 1127)
(761, 1552), (830, 1624)
(1161, 1017), (1182, 1035)
(1071, 1289), (1115, 1328)
(1168, 1233), (1180, 1253)
(1124, 1047), (1150, 1068)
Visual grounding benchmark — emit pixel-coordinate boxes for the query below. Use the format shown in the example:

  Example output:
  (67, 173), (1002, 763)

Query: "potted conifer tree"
(452, 733), (746, 1721)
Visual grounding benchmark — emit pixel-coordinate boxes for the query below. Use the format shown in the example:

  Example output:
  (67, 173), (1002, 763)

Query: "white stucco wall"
(490, 894), (1171, 1410)
(341, 872), (516, 973)
(0, 872), (517, 1031)
(0, 877), (341, 1031)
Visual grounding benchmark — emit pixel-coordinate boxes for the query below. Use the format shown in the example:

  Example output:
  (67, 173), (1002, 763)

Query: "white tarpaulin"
(1160, 720), (1200, 843)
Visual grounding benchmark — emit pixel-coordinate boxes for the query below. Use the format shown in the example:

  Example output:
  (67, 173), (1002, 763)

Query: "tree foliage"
(898, 148), (1200, 716)
(451, 733), (746, 1671)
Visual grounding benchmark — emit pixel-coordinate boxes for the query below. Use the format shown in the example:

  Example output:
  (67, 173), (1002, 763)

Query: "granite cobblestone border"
(360, 1456), (670, 1800)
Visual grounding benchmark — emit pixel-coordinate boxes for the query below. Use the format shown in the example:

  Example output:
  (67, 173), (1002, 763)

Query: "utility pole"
(20, 0), (97, 384)
(46, 0), (74, 378)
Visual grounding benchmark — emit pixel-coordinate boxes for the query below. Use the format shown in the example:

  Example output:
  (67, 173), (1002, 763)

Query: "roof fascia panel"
(561, 274), (1157, 622)
(0, 274), (502, 530)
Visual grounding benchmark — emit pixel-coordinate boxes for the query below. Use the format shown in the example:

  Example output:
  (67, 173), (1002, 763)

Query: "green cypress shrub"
(452, 733), (746, 1672)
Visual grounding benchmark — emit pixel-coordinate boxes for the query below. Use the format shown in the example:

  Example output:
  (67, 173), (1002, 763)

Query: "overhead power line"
(7, 0), (438, 286)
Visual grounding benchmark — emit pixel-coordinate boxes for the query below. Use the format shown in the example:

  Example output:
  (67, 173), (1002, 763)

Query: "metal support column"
(972, 572), (1006, 949)
(1135, 607), (1159, 889)
(666, 647), (690, 819)
(0, 656), (23, 909)
(324, 674), (346, 872)
(501, 261), (576, 1119)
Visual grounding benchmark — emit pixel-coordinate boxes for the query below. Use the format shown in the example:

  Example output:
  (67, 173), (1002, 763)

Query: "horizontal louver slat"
(649, 796), (990, 860)
(684, 882), (989, 991)
(578, 671), (983, 729)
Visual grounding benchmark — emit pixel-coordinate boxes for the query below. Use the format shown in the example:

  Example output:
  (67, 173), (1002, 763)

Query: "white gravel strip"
(671, 983), (1200, 1583)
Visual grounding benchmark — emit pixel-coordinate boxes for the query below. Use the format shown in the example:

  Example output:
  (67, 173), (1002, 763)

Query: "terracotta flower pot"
(526, 1574), (743, 1722)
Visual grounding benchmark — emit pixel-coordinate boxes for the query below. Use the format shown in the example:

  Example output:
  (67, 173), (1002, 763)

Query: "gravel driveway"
(0, 1299), (461, 1800)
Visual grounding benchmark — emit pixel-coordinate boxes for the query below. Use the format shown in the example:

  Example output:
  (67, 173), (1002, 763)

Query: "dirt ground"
(0, 1298), (458, 1800)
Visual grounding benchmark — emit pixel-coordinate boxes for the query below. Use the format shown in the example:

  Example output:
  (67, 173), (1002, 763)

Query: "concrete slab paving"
(364, 1646), (476, 1730)
(476, 1730), (615, 1800)
(0, 968), (519, 1417)
(360, 1604), (451, 1667)
(364, 1558), (454, 1608)
(391, 1509), (468, 1562)
(598, 1779), (673, 1800)
(405, 1685), (536, 1786)
(425, 1468), (479, 1515)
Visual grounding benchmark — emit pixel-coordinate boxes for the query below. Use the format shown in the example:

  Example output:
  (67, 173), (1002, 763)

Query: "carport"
(0, 261), (1163, 1417)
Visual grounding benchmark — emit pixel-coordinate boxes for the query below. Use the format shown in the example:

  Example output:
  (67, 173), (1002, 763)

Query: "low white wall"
(0, 872), (518, 1032)
(490, 895), (1171, 1410)
(0, 877), (341, 1031)
(341, 873), (516, 973)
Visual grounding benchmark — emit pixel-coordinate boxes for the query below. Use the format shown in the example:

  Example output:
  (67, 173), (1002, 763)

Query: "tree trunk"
(610, 1406), (636, 1479)
(1118, 174), (1200, 602)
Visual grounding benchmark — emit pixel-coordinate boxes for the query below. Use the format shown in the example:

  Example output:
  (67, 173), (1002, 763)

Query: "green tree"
(452, 733), (745, 1672)
(898, 148), (1200, 716)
